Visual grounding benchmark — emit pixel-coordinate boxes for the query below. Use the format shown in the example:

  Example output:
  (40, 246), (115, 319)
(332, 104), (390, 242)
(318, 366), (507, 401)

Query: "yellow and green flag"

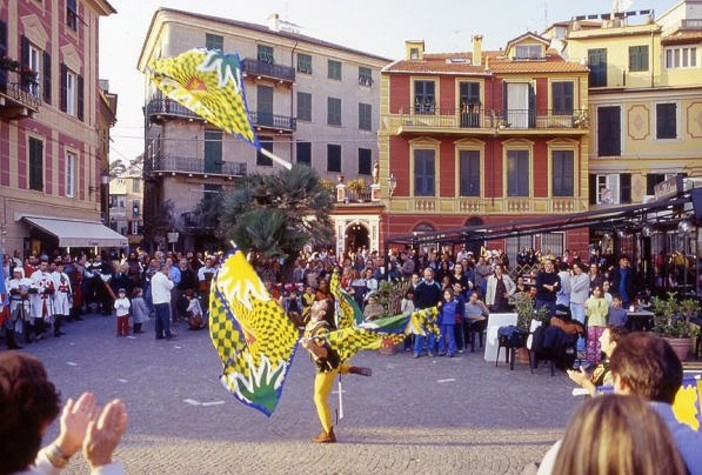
(209, 248), (299, 416)
(147, 48), (258, 148)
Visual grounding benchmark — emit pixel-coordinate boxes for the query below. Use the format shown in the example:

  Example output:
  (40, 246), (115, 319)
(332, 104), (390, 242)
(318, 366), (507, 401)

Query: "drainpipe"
(290, 41), (298, 164)
(650, 30), (655, 88)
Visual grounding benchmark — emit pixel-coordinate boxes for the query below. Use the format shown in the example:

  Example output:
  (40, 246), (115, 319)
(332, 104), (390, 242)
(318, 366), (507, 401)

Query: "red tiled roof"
(384, 50), (588, 75)
(662, 31), (702, 45)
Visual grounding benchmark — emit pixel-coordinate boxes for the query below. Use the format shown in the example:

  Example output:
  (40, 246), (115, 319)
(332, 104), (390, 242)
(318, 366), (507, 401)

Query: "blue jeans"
(570, 302), (587, 352)
(414, 333), (438, 356)
(438, 324), (457, 356)
(154, 303), (172, 339)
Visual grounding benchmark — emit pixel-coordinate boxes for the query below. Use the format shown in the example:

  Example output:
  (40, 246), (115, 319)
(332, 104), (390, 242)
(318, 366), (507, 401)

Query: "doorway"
(346, 222), (369, 256)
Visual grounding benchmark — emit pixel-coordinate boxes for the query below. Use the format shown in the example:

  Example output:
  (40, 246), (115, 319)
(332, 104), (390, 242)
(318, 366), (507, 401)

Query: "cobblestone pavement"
(18, 313), (583, 474)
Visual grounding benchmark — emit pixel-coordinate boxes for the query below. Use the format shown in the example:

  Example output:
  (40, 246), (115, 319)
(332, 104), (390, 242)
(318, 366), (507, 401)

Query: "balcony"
(391, 107), (588, 135)
(249, 110), (296, 133)
(241, 58), (295, 84)
(146, 98), (200, 123)
(0, 70), (40, 119)
(145, 154), (246, 178)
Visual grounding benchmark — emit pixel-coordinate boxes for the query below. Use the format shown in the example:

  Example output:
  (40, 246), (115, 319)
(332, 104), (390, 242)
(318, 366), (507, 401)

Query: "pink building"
(0, 0), (124, 257)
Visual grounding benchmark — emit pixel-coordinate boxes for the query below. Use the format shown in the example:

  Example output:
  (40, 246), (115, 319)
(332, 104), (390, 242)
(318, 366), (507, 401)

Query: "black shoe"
(156, 335), (165, 340)
(165, 333), (177, 340)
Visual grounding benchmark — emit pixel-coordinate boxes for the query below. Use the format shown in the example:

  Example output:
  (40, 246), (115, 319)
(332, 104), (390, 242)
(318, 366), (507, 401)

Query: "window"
(327, 144), (341, 172)
(665, 47), (697, 69)
(66, 152), (76, 197)
(66, 70), (76, 116)
(26, 41), (41, 99)
(358, 66), (373, 86)
(459, 150), (480, 197)
(414, 80), (435, 114)
(257, 45), (274, 64)
(205, 33), (223, 51)
(409, 48), (420, 60)
(327, 97), (341, 126)
(358, 103), (372, 131)
(204, 129), (222, 173)
(588, 48), (607, 87)
(131, 199), (140, 217)
(61, 64), (83, 120)
(414, 149), (435, 196)
(297, 53), (312, 74)
(591, 174), (631, 205)
(552, 82), (574, 115)
(358, 148), (372, 175)
(256, 139), (273, 167)
(132, 179), (141, 194)
(459, 82), (481, 127)
(646, 173), (666, 195)
(507, 150), (530, 197)
(297, 141), (311, 166)
(597, 106), (621, 156)
(297, 92), (312, 122)
(552, 150), (574, 197)
(67, 0), (78, 31)
(328, 59), (341, 80)
(515, 45), (542, 60)
(656, 103), (677, 139)
(29, 137), (44, 191)
(629, 45), (649, 72)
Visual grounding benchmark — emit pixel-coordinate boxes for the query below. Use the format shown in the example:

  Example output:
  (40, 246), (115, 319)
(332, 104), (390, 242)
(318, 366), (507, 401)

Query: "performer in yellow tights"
(301, 299), (371, 443)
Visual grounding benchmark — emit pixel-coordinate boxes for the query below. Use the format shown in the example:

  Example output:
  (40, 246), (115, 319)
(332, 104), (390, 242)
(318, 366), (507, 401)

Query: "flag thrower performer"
(301, 298), (372, 444)
(208, 248), (441, 436)
(146, 48), (291, 169)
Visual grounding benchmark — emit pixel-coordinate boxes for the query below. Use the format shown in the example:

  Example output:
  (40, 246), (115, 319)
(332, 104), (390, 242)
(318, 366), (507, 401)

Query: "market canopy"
(21, 215), (128, 248)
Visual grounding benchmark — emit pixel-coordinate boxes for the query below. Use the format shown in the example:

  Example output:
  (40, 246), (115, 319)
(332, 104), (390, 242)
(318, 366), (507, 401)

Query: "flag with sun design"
(209, 248), (299, 417)
(147, 48), (259, 148)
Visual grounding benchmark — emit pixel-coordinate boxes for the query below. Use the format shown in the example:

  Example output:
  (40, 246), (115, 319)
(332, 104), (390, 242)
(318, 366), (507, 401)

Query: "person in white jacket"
(113, 289), (131, 337)
(150, 263), (175, 340)
(569, 262), (590, 353)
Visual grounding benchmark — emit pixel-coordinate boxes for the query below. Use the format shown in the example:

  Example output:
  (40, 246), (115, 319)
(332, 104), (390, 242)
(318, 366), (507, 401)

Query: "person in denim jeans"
(413, 268), (442, 358)
(150, 263), (175, 340)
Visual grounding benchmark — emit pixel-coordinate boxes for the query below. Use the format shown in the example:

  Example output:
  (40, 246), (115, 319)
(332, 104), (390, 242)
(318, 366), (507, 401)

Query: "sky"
(99, 0), (674, 165)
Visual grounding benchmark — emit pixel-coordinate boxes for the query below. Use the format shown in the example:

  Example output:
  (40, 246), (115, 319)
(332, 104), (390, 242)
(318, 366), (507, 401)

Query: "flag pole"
(260, 148), (293, 170)
(336, 374), (344, 423)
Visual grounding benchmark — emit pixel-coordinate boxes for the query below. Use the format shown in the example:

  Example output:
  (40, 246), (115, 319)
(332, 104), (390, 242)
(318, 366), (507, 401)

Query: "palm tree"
(218, 164), (334, 277)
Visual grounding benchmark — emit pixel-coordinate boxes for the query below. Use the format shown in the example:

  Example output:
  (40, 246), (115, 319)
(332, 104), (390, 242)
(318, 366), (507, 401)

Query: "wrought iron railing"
(0, 70), (40, 111)
(145, 154), (246, 177)
(146, 98), (199, 120)
(249, 111), (296, 131)
(396, 107), (589, 130)
(241, 58), (295, 82)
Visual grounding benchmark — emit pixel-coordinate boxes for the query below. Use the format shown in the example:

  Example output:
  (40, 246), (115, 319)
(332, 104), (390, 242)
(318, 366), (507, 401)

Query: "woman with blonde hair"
(552, 394), (687, 475)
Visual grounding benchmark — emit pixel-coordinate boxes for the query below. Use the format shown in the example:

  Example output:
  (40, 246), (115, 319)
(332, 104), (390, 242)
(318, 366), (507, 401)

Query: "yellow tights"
(313, 363), (350, 433)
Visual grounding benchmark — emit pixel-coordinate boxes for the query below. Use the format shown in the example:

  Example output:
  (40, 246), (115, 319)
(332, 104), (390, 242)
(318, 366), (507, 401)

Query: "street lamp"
(101, 170), (111, 226)
(385, 173), (398, 268)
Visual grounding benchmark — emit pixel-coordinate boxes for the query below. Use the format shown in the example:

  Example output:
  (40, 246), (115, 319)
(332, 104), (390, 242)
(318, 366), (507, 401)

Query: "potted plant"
(376, 279), (409, 354)
(651, 292), (700, 361)
(511, 296), (550, 363)
(347, 177), (368, 201)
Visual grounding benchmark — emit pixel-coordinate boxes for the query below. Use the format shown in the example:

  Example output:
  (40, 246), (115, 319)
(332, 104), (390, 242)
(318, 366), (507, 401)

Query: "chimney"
(267, 13), (280, 32)
(405, 40), (425, 61)
(472, 35), (483, 67)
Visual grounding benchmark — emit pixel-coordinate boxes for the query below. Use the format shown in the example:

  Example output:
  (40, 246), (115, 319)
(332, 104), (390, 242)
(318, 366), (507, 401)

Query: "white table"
(484, 313), (518, 362)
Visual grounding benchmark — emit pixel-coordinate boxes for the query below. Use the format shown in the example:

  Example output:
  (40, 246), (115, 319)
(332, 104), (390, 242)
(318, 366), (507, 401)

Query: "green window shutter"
(42, 51), (51, 104)
(60, 63), (68, 112)
(77, 74), (84, 121)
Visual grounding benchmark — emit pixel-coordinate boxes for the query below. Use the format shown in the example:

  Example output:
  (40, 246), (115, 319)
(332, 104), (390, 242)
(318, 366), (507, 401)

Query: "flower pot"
(515, 346), (530, 364)
(379, 337), (401, 355)
(664, 337), (692, 362)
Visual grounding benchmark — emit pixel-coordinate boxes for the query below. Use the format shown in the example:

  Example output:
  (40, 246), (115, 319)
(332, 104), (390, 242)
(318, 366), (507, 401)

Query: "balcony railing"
(146, 98), (199, 121)
(0, 70), (40, 117)
(396, 107), (589, 131)
(146, 98), (296, 132)
(145, 154), (246, 177)
(249, 110), (296, 132)
(241, 58), (295, 83)
(681, 19), (702, 29)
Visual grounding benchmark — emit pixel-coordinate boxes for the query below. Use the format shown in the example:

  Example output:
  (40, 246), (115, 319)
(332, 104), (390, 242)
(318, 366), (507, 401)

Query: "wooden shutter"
(0, 20), (7, 52)
(589, 174), (596, 205)
(620, 173), (632, 204)
(60, 63), (68, 112)
(43, 51), (51, 104)
(77, 74), (84, 121)
(21, 35), (30, 68)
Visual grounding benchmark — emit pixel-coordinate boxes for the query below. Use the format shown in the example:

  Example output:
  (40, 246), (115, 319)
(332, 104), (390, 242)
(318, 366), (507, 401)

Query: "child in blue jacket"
(438, 288), (459, 357)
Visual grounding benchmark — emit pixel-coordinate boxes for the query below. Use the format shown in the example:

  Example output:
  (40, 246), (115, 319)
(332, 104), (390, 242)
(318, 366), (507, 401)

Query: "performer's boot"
(348, 366), (373, 377)
(6, 330), (22, 350)
(53, 316), (65, 337)
(313, 427), (336, 443)
(134, 323), (143, 334)
(24, 324), (33, 344)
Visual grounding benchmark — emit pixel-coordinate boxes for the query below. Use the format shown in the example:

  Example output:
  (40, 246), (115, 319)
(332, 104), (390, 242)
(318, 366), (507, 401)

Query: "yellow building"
(551, 3), (702, 207)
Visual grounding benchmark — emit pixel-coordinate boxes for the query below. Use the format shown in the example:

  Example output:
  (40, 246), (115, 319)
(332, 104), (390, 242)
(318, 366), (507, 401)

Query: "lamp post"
(101, 171), (110, 226)
(386, 173), (398, 265)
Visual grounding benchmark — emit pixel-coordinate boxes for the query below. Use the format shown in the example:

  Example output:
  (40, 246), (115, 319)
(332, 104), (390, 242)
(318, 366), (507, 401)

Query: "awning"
(21, 216), (128, 248)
